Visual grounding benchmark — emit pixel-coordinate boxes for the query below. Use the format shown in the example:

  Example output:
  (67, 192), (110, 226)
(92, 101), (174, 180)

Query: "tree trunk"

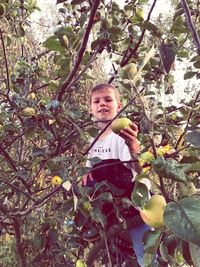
(13, 218), (27, 267)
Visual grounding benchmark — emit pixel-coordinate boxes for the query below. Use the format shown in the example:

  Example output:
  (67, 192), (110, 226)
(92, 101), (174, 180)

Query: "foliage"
(0, 0), (200, 266)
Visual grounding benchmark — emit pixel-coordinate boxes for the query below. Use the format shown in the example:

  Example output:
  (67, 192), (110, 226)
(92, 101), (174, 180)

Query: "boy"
(83, 83), (150, 267)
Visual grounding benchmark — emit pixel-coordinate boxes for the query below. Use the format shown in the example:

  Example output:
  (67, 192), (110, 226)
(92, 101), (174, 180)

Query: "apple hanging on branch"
(139, 194), (167, 228)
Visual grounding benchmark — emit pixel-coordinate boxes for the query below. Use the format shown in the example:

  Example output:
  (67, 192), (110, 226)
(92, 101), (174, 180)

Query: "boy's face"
(90, 88), (121, 121)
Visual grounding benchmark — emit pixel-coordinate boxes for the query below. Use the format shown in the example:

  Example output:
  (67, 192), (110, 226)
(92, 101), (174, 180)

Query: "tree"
(0, 0), (200, 266)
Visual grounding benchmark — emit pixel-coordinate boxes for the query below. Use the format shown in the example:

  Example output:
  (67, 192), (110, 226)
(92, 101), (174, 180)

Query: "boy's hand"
(119, 122), (140, 154)
(82, 173), (93, 186)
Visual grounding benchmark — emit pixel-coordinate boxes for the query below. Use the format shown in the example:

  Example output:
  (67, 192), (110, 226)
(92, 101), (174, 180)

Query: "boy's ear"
(117, 102), (122, 110)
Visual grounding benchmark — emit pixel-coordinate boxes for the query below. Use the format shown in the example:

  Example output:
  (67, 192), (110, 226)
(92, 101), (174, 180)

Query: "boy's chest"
(89, 137), (118, 158)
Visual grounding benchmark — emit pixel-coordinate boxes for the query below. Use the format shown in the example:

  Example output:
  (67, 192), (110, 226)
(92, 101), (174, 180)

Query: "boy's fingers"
(120, 127), (137, 138)
(82, 173), (93, 186)
(130, 122), (139, 132)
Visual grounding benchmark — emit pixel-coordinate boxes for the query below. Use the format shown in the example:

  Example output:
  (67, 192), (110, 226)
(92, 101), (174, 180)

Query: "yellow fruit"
(157, 144), (172, 156)
(21, 107), (36, 117)
(51, 175), (62, 186)
(76, 259), (87, 267)
(82, 201), (92, 212)
(27, 92), (36, 100)
(111, 117), (132, 134)
(140, 195), (166, 228)
(119, 63), (137, 80)
(136, 8), (145, 20)
(139, 151), (154, 166)
(0, 4), (6, 17)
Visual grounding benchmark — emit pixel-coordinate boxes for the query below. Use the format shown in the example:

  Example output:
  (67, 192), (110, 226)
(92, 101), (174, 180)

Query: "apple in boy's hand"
(111, 118), (132, 134)
(139, 194), (167, 228)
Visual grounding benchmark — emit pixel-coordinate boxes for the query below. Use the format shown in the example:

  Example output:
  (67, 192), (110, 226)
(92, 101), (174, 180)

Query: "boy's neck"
(98, 123), (112, 139)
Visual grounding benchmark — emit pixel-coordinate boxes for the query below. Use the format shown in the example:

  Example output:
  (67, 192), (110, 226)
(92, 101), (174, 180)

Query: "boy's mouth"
(98, 109), (108, 113)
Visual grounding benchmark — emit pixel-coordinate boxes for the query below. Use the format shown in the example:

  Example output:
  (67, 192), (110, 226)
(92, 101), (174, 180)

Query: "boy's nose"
(100, 101), (106, 106)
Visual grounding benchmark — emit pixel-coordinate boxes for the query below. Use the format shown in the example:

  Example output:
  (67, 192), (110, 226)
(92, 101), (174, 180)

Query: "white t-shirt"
(86, 132), (137, 179)
(86, 132), (151, 189)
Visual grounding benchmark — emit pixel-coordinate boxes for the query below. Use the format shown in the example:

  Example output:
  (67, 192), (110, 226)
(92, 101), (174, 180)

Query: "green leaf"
(184, 71), (197, 80)
(186, 162), (200, 172)
(71, 0), (85, 5)
(170, 16), (188, 34)
(43, 36), (65, 52)
(32, 233), (45, 249)
(194, 61), (200, 69)
(189, 242), (200, 267)
(164, 195), (200, 246)
(107, 26), (122, 34)
(152, 156), (188, 183)
(91, 207), (106, 226)
(185, 131), (200, 147)
(100, 192), (113, 202)
(57, 0), (67, 3)
(177, 50), (189, 58)
(143, 229), (162, 254)
(141, 21), (161, 37)
(159, 240), (174, 265)
(131, 181), (149, 208)
(16, 25), (25, 37)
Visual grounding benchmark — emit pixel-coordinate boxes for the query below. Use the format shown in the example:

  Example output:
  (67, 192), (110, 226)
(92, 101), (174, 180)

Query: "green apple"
(118, 63), (137, 80)
(111, 118), (132, 134)
(76, 259), (87, 267)
(136, 8), (145, 20)
(140, 195), (166, 228)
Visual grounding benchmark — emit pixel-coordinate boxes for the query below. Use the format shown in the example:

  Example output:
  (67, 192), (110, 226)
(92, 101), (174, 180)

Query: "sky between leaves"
(30, 0), (197, 105)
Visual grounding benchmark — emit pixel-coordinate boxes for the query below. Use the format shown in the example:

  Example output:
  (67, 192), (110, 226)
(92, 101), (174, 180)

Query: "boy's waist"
(90, 159), (134, 190)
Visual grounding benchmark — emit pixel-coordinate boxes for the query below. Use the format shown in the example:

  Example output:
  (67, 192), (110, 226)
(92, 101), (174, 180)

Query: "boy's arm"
(119, 122), (142, 174)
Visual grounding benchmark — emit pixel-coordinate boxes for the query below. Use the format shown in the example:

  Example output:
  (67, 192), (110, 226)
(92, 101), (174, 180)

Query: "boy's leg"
(129, 223), (150, 267)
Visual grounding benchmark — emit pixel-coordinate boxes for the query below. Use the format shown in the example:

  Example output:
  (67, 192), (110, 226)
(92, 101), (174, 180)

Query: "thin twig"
(121, 0), (158, 66)
(0, 30), (11, 95)
(0, 178), (36, 201)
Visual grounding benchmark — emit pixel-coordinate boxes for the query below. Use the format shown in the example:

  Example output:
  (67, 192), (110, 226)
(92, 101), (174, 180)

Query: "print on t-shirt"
(90, 146), (111, 156)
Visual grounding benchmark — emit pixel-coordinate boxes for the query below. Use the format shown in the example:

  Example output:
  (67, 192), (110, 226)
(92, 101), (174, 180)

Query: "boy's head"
(90, 83), (120, 103)
(89, 83), (121, 122)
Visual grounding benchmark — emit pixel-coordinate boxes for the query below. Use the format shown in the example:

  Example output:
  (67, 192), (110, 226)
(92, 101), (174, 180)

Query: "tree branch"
(0, 144), (18, 171)
(10, 186), (61, 216)
(57, 0), (101, 101)
(181, 0), (200, 55)
(0, 29), (11, 95)
(0, 178), (36, 202)
(121, 0), (158, 66)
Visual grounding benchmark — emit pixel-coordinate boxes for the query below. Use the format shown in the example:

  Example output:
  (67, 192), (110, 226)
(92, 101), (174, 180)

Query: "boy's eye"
(105, 98), (112, 102)
(93, 100), (99, 103)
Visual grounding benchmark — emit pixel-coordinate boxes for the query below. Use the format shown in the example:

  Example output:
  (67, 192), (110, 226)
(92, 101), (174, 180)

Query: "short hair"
(90, 83), (120, 102)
